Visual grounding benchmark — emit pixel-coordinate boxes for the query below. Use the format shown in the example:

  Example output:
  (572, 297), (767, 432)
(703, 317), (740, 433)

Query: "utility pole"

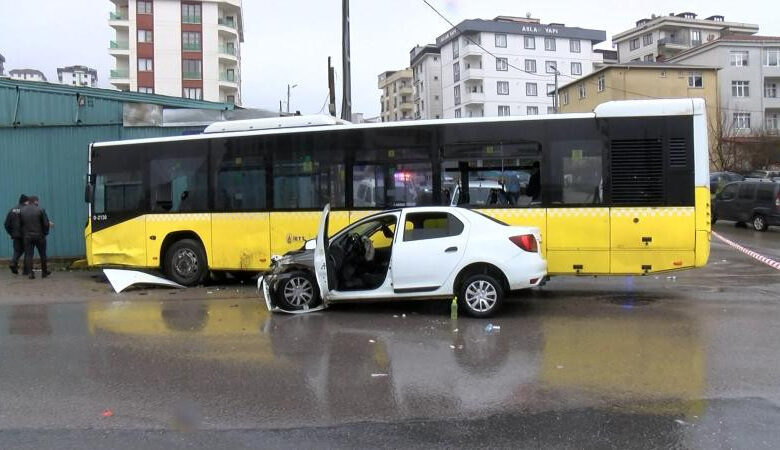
(340, 0), (351, 121)
(327, 57), (336, 116)
(549, 62), (560, 113)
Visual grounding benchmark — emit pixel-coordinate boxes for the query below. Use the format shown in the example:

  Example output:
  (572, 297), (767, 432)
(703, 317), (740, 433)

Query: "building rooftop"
(669, 35), (780, 61)
(409, 44), (440, 66)
(0, 77), (234, 111)
(435, 18), (606, 47)
(558, 62), (719, 90)
(613, 13), (758, 41)
(57, 65), (98, 77)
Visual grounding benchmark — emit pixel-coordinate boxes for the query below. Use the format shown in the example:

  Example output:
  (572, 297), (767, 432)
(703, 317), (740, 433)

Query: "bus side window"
(271, 134), (345, 209)
(548, 139), (604, 205)
(213, 138), (267, 211)
(149, 142), (209, 212)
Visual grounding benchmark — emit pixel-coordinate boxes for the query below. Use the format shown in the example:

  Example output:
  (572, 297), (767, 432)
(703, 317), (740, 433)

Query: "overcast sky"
(1, 0), (777, 117)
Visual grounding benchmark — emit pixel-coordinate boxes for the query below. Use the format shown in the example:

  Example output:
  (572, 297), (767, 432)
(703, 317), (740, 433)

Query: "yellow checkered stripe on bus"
(612, 207), (694, 217)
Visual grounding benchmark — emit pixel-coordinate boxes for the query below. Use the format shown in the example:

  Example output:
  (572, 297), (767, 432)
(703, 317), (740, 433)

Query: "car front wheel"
(753, 214), (769, 232)
(458, 274), (504, 318)
(275, 271), (321, 311)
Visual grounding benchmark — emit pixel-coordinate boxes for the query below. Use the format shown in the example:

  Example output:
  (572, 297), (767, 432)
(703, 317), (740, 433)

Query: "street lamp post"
(548, 62), (560, 113)
(287, 84), (298, 114)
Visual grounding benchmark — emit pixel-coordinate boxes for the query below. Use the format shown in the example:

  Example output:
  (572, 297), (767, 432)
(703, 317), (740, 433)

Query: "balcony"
(183, 71), (202, 80)
(462, 67), (484, 81)
(109, 41), (130, 56)
(109, 11), (129, 28)
(462, 90), (485, 105)
(218, 17), (239, 37)
(399, 86), (413, 96)
(657, 37), (690, 51)
(219, 73), (239, 89)
(218, 45), (238, 63)
(218, 17), (237, 28)
(110, 69), (129, 79)
(399, 102), (414, 112)
(182, 15), (202, 24)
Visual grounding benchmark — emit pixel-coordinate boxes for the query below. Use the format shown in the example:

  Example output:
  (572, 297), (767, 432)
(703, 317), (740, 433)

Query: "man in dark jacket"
(20, 196), (51, 279)
(4, 194), (29, 274)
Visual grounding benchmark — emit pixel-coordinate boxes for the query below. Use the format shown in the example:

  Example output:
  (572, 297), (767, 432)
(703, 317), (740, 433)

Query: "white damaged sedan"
(259, 205), (546, 317)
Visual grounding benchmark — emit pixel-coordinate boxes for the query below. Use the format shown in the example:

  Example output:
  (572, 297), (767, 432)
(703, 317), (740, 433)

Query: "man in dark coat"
(20, 196), (51, 279)
(4, 194), (29, 274)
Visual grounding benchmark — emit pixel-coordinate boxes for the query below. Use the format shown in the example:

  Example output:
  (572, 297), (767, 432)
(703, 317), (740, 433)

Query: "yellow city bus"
(85, 98), (711, 286)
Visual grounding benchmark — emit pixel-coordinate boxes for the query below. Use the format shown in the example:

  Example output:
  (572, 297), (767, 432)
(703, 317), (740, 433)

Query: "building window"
(137, 1), (152, 14)
(496, 57), (508, 71)
(138, 58), (153, 71)
(730, 51), (749, 67)
(562, 90), (569, 105)
(182, 32), (201, 51)
(766, 81), (778, 98)
(495, 33), (507, 48)
(524, 36), (535, 49)
(629, 38), (639, 50)
(435, 95), (439, 100)
(767, 112), (779, 131)
(766, 49), (780, 66)
(527, 106), (539, 115)
(182, 3), (201, 23)
(452, 39), (459, 58)
(690, 30), (702, 45)
(733, 112), (751, 129)
(454, 85), (460, 105)
(182, 59), (202, 79)
(571, 62), (582, 75)
(182, 87), (202, 100)
(545, 61), (557, 74)
(570, 39), (581, 53)
(453, 62), (460, 82)
(137, 87), (154, 94)
(597, 75), (605, 92)
(544, 37), (556, 51)
(732, 80), (750, 97)
(498, 105), (510, 116)
(642, 33), (653, 46)
(497, 81), (509, 95)
(526, 82), (538, 96)
(454, 108), (461, 118)
(578, 82), (586, 99)
(546, 84), (555, 96)
(524, 59), (537, 73)
(643, 54), (654, 62)
(225, 95), (236, 104)
(137, 29), (153, 43)
(688, 72), (703, 88)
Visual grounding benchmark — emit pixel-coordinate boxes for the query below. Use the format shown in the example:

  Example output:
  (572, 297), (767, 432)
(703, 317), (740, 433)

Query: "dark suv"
(712, 181), (780, 231)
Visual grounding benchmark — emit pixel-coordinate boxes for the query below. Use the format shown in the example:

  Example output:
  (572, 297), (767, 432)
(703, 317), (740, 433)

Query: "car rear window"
(403, 212), (464, 241)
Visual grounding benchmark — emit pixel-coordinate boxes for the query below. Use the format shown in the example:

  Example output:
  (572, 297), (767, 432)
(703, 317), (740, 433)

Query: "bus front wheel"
(164, 239), (208, 287)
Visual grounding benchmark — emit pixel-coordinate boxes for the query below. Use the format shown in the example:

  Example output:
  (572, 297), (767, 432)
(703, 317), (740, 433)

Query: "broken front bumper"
(258, 275), (327, 315)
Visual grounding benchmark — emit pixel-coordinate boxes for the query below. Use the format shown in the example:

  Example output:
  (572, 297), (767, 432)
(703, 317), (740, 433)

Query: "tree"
(709, 108), (780, 172)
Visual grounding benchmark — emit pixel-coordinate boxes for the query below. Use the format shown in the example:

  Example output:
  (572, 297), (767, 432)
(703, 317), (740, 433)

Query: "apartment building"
(378, 69), (414, 122)
(108, 0), (243, 104)
(436, 16), (605, 118)
(409, 45), (443, 120)
(670, 35), (780, 134)
(613, 12), (758, 63)
(57, 66), (98, 87)
(9, 69), (47, 82)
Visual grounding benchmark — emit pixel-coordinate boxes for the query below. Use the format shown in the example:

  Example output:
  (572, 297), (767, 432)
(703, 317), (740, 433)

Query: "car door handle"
(445, 246), (458, 253)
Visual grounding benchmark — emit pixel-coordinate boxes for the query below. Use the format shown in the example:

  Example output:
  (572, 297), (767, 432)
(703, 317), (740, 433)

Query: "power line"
(419, 0), (775, 117)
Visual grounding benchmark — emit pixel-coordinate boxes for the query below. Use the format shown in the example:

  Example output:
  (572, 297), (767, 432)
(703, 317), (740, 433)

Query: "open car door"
(313, 204), (332, 301)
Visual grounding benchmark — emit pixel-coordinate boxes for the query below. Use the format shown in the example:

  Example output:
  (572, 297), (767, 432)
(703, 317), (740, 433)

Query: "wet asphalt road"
(0, 223), (778, 449)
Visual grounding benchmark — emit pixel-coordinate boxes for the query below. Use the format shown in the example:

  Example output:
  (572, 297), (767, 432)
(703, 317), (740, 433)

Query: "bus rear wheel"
(164, 239), (208, 287)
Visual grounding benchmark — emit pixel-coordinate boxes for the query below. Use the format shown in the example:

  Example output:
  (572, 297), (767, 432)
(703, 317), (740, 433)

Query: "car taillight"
(510, 234), (538, 252)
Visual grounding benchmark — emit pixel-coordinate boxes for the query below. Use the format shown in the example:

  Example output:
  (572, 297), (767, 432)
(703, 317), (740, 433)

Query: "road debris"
(371, 373), (388, 377)
(485, 324), (501, 333)
(101, 409), (114, 418)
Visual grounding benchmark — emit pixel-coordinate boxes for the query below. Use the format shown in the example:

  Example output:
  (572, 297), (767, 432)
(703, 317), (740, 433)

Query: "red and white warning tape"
(712, 231), (780, 271)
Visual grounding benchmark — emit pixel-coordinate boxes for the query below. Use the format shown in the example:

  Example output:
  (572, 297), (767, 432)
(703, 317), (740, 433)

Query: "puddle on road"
(605, 293), (660, 307)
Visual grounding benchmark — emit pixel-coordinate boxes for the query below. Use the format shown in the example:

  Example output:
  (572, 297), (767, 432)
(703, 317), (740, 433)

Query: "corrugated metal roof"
(0, 78), (234, 111)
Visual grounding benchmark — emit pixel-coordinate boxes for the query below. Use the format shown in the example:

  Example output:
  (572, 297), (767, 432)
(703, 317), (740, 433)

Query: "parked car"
(259, 205), (546, 317)
(709, 171), (744, 194)
(448, 180), (513, 207)
(744, 170), (780, 181)
(712, 181), (780, 231)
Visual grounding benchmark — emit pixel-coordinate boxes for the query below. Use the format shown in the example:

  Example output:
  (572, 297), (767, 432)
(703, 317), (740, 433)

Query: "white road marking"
(712, 232), (780, 271)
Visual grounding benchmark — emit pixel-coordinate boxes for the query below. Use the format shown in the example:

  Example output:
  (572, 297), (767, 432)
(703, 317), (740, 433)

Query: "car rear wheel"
(752, 214), (769, 232)
(164, 239), (208, 287)
(458, 274), (504, 318)
(275, 271), (321, 311)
